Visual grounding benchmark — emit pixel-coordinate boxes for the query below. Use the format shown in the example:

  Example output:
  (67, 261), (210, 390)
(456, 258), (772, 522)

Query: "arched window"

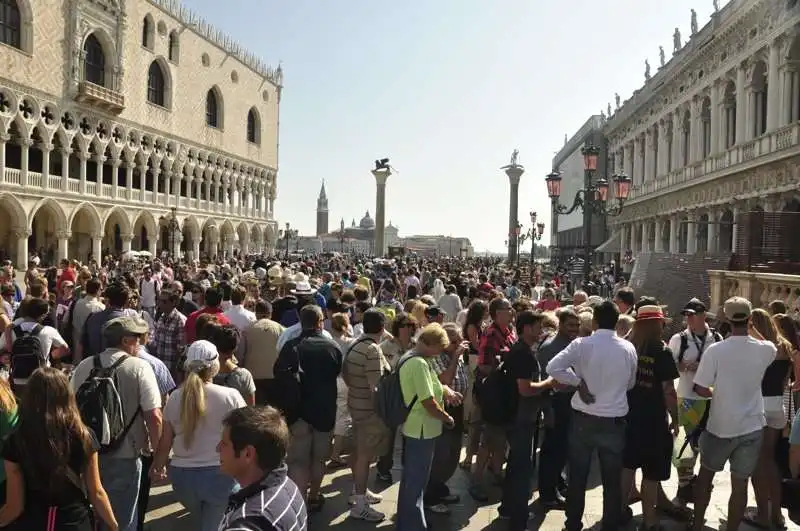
(147, 61), (166, 107)
(83, 33), (106, 86)
(206, 89), (219, 128)
(0, 0), (21, 49)
(168, 30), (179, 62)
(247, 108), (259, 143)
(142, 15), (153, 48)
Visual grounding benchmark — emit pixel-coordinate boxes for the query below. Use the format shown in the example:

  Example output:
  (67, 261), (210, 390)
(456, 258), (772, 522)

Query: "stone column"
(692, 99), (705, 161)
(672, 111), (682, 169)
(686, 214), (698, 254)
(644, 131), (653, 182)
(767, 40), (781, 131)
(633, 137), (642, 185)
(192, 238), (201, 262)
(138, 164), (148, 202)
(125, 162), (134, 200)
(94, 155), (104, 189)
(163, 172), (171, 207)
(172, 230), (183, 259)
(0, 134), (7, 180)
(111, 159), (120, 199)
(194, 176), (202, 210)
(640, 221), (648, 252)
(15, 229), (30, 270)
(20, 139), (31, 187)
(78, 152), (88, 195)
(782, 66), (795, 126)
(41, 143), (52, 188)
(707, 211), (719, 253)
(91, 234), (102, 263)
(151, 168), (161, 205)
(732, 205), (741, 253)
(372, 167), (392, 257)
(620, 224), (628, 253)
(735, 62), (747, 143)
(60, 150), (69, 192)
(669, 215), (680, 253)
(121, 233), (133, 254)
(654, 219), (665, 252)
(56, 230), (70, 262)
(147, 234), (157, 257)
(710, 82), (721, 155)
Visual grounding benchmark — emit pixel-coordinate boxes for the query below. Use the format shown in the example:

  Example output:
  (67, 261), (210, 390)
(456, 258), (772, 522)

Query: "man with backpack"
(667, 297), (723, 503)
(342, 309), (391, 522)
(2, 297), (69, 392)
(70, 315), (163, 531)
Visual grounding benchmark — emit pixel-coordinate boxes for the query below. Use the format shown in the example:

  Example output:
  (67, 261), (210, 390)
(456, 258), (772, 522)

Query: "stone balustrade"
(708, 270), (800, 313)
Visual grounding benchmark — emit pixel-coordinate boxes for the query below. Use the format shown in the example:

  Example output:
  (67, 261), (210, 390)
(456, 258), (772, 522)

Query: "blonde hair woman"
(396, 323), (461, 531)
(150, 340), (245, 531)
(746, 308), (792, 529)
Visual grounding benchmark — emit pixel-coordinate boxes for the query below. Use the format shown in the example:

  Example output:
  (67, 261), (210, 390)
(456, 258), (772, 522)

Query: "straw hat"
(635, 305), (666, 321)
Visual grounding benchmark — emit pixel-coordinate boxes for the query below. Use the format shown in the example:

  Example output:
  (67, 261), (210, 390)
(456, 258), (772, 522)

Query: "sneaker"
(349, 504), (386, 522)
(375, 470), (392, 482)
(348, 490), (383, 505)
(425, 503), (450, 514)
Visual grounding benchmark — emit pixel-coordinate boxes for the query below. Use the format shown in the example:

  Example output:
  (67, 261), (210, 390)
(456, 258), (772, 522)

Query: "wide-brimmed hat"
(291, 281), (317, 295)
(635, 305), (666, 321)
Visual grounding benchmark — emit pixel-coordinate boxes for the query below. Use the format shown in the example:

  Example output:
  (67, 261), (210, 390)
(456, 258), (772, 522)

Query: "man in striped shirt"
(342, 310), (392, 522)
(217, 406), (307, 531)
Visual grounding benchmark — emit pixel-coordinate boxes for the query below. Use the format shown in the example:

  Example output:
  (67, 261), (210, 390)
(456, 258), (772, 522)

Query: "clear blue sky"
(188, 0), (716, 252)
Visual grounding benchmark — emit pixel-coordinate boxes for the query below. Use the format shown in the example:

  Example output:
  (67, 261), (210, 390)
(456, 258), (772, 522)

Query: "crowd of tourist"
(0, 251), (794, 531)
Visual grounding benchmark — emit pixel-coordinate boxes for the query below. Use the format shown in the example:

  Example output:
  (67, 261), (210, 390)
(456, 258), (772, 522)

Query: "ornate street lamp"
(545, 144), (631, 282)
(518, 211), (547, 268)
(278, 222), (298, 260)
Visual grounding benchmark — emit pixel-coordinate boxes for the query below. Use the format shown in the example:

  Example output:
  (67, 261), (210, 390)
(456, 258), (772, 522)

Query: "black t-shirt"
(627, 341), (679, 429)
(505, 340), (545, 424)
(2, 425), (98, 528)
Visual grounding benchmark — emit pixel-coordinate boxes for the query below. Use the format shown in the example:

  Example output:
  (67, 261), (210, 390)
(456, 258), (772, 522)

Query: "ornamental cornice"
(616, 157), (800, 223)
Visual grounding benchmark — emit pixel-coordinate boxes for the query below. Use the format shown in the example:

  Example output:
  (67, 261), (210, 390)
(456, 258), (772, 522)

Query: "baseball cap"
(185, 340), (219, 367)
(724, 296), (752, 323)
(104, 315), (149, 339)
(681, 298), (707, 315)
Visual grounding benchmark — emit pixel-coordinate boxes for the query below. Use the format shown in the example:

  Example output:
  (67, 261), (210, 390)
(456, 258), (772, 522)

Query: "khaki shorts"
(352, 415), (391, 458)
(287, 420), (332, 469)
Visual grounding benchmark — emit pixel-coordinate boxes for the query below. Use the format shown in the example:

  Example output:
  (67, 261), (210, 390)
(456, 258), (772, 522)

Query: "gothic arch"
(68, 202), (102, 235)
(103, 206), (132, 234)
(5, 0), (33, 53)
(132, 209), (158, 237)
(28, 198), (68, 230)
(0, 193), (27, 229)
(81, 28), (118, 88)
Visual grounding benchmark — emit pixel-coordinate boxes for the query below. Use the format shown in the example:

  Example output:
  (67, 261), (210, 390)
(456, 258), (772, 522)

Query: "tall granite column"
(372, 167), (391, 257)
(504, 165), (524, 264)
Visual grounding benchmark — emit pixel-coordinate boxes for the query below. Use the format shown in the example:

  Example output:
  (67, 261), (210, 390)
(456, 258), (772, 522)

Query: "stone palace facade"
(605, 0), (800, 257)
(0, 0), (281, 268)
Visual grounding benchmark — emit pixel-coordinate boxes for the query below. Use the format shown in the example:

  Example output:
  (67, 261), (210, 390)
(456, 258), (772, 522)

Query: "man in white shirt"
(547, 300), (637, 531)
(691, 297), (776, 531)
(139, 267), (160, 318)
(223, 285), (257, 332)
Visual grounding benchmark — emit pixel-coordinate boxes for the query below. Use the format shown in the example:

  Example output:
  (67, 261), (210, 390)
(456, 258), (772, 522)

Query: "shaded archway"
(697, 213), (710, 252)
(29, 199), (67, 265)
(132, 210), (157, 253)
(719, 210), (734, 253)
(678, 216), (689, 253)
(103, 207), (131, 255)
(69, 203), (102, 262)
(0, 193), (27, 265)
(660, 219), (670, 252)
(250, 224), (263, 255)
(237, 222), (249, 256)
(200, 218), (218, 258)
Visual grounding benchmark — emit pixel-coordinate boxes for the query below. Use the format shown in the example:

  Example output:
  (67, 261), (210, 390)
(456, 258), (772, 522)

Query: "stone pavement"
(143, 444), (800, 531)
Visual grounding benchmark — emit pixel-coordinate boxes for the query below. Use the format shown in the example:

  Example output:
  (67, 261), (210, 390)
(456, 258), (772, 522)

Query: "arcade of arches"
(0, 195), (277, 267)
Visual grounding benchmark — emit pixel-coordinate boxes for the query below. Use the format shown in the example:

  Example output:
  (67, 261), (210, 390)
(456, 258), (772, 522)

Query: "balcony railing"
(627, 122), (800, 202)
(709, 270), (800, 313)
(76, 82), (125, 115)
(0, 168), (271, 222)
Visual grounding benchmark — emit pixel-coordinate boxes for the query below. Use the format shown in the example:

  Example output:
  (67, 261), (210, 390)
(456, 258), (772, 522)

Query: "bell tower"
(316, 181), (329, 235)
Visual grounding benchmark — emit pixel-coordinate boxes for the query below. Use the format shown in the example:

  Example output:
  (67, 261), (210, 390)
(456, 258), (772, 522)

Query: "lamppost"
(168, 206), (180, 258)
(516, 212), (546, 268)
(278, 222), (298, 260)
(545, 145), (631, 283)
(338, 219), (346, 254)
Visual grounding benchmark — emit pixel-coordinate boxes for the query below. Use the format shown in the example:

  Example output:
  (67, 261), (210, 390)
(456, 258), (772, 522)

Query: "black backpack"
(75, 355), (141, 454)
(476, 361), (518, 426)
(374, 353), (420, 428)
(10, 324), (46, 381)
(677, 328), (723, 364)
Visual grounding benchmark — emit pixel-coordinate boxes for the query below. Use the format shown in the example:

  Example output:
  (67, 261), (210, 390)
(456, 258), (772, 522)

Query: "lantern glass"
(530, 211), (537, 224)
(596, 178), (609, 202)
(536, 222), (545, 236)
(614, 173), (631, 201)
(545, 172), (562, 199)
(582, 146), (599, 171)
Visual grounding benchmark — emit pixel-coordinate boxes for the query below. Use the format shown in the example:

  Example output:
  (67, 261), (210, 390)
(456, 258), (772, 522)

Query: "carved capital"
(12, 228), (31, 239)
(55, 230), (72, 240)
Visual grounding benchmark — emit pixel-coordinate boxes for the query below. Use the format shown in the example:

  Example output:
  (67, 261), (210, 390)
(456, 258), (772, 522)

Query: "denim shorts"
(699, 429), (762, 479)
